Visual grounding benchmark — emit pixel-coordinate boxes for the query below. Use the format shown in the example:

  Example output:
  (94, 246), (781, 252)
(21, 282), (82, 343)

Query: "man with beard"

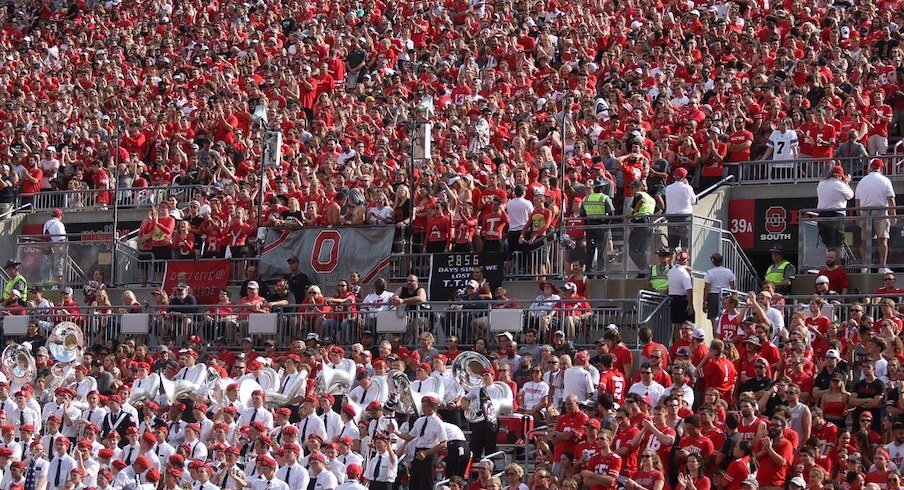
(753, 416), (794, 490)
(817, 249), (849, 295)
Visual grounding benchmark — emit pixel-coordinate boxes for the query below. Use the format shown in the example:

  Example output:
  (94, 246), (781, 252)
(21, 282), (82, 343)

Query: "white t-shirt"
(664, 181), (696, 215)
(667, 266), (693, 295)
(816, 178), (854, 211)
(767, 129), (799, 161)
(562, 366), (595, 401)
(361, 291), (394, 314)
(520, 380), (550, 410)
(703, 266), (736, 295)
(506, 197), (534, 232)
(887, 440), (904, 469)
(628, 380), (667, 406)
(855, 171), (895, 208)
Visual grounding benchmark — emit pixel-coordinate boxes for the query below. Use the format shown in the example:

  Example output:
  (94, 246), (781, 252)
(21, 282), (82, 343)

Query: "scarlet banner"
(163, 259), (232, 305)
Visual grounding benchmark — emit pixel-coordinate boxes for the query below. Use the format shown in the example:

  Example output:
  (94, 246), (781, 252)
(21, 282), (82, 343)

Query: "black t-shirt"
(287, 271), (313, 303)
(738, 376), (774, 397)
(347, 49), (367, 72)
(266, 291), (296, 312)
(814, 363), (851, 391)
(763, 393), (790, 418)
(852, 378), (885, 421)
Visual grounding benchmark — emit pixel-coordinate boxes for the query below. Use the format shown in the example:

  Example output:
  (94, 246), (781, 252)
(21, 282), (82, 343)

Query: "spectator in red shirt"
(872, 272), (904, 304)
(677, 415), (715, 468)
(611, 407), (641, 478)
(604, 329), (635, 381)
(19, 155), (42, 206)
(754, 416), (795, 489)
(817, 250), (849, 295)
(697, 340), (738, 402)
(581, 429), (621, 490)
(551, 395), (589, 461)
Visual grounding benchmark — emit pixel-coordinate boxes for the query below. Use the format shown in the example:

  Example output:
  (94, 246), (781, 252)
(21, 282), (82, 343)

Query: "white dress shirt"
(321, 410), (343, 441)
(297, 413), (327, 442)
(238, 405), (274, 430)
(364, 449), (398, 483)
(409, 413), (448, 449)
(47, 453), (76, 490)
(562, 366), (596, 401)
(276, 461), (309, 490)
(250, 476), (290, 490)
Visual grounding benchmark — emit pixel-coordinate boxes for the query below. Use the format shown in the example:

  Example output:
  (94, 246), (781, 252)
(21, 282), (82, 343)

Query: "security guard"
(628, 181), (656, 276)
(764, 244), (795, 295)
(649, 247), (674, 293)
(581, 177), (615, 277)
(2, 260), (26, 303)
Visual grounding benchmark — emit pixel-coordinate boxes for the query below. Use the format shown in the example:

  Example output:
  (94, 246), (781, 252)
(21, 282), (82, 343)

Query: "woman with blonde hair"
(301, 285), (330, 336)
(627, 448), (665, 490)
(820, 369), (851, 429)
(503, 464), (528, 490)
(485, 476), (503, 490)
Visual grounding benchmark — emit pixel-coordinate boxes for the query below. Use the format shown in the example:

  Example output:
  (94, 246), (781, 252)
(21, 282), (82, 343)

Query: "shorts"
(706, 292), (721, 320)
(863, 211), (890, 239)
(670, 295), (692, 324)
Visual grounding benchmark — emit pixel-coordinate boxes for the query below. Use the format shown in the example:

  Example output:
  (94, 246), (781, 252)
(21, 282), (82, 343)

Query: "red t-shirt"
(20, 167), (42, 195)
(678, 434), (714, 459)
(613, 426), (641, 476)
(585, 452), (621, 490)
(640, 425), (676, 474)
(610, 345), (634, 377)
(737, 416), (767, 442)
(723, 456), (751, 490)
(599, 370), (626, 404)
(632, 470), (664, 490)
(701, 357), (738, 401)
(754, 437), (794, 487)
(553, 411), (589, 459)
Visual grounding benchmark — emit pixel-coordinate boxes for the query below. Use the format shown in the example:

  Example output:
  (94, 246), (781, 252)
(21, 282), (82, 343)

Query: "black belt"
(632, 216), (653, 223)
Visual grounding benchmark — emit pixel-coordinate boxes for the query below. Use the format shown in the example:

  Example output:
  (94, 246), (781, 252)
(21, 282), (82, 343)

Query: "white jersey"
(767, 129), (799, 162)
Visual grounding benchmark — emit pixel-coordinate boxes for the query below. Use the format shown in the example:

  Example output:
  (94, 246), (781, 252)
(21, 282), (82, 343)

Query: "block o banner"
(258, 227), (394, 285)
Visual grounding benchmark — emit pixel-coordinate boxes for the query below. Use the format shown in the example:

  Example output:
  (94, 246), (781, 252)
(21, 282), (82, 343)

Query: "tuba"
(315, 365), (353, 396)
(452, 351), (491, 393)
(384, 369), (414, 415)
(265, 368), (307, 407)
(45, 321), (84, 392)
(484, 381), (515, 425)
(160, 363), (209, 404)
(1, 344), (35, 388)
(128, 372), (161, 406)
(238, 379), (264, 408)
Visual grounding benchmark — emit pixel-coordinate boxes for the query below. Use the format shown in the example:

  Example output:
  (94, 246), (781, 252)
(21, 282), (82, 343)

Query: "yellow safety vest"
(650, 264), (671, 292)
(2, 273), (27, 302)
(634, 191), (656, 216)
(582, 193), (611, 218)
(765, 260), (791, 284)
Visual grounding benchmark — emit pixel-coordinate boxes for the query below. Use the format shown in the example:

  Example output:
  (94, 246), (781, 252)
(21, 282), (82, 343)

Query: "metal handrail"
(0, 203), (32, 221)
(730, 154), (903, 185)
(695, 174), (735, 201)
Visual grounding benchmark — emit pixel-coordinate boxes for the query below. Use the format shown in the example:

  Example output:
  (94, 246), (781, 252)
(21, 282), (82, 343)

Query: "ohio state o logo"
(764, 206), (787, 234)
(311, 230), (341, 273)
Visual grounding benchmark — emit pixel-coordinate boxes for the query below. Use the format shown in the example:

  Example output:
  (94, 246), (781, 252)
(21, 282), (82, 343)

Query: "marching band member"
(297, 396), (327, 443)
(337, 464), (368, 490)
(319, 395), (343, 440)
(276, 443), (309, 489)
(270, 407), (294, 442)
(12, 391), (40, 438)
(80, 424), (104, 454)
(396, 396), (447, 490)
(432, 355), (463, 425)
(461, 368), (500, 460)
(99, 433), (121, 461)
(335, 404), (360, 441)
(336, 437), (363, 467)
(75, 439), (100, 486)
(347, 371), (383, 407)
(48, 437), (76, 490)
(213, 446), (247, 489)
(162, 403), (187, 447)
(184, 423), (208, 461)
(192, 464), (219, 490)
(23, 439), (50, 490)
(192, 403), (215, 442)
(101, 396), (137, 447)
(43, 388), (82, 441)
(308, 452), (339, 490)
(120, 427), (141, 465)
(324, 442), (347, 483)
(363, 433), (396, 490)
(79, 391), (107, 438)
(238, 390), (274, 430)
(136, 431), (161, 470)
(71, 365), (98, 406)
(326, 347), (357, 384)
(0, 425), (22, 460)
(249, 456), (289, 490)
(153, 425), (176, 462)
(116, 385), (141, 422)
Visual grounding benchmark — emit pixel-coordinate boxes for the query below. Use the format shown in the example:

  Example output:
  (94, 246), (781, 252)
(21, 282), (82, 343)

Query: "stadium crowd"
(0, 0), (903, 488)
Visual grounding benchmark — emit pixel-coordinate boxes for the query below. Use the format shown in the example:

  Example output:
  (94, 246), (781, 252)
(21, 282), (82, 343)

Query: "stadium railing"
(731, 154), (902, 185)
(561, 213), (759, 288)
(20, 185), (198, 213)
(0, 299), (646, 349)
(719, 288), (900, 324)
(798, 206), (904, 272)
